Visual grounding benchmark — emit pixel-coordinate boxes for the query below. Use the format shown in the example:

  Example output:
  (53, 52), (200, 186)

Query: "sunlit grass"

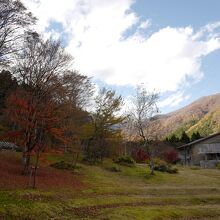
(1, 152), (220, 219)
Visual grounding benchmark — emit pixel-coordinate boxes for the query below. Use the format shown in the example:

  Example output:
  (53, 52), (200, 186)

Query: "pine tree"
(191, 131), (201, 141)
(180, 131), (190, 143)
(167, 134), (179, 143)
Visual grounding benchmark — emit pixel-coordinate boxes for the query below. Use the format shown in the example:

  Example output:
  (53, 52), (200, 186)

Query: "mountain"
(187, 108), (220, 137)
(154, 93), (220, 138)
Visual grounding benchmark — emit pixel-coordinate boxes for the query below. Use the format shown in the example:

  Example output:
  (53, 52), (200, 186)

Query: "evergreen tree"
(0, 70), (18, 110)
(180, 131), (190, 143)
(166, 134), (179, 143)
(191, 132), (202, 141)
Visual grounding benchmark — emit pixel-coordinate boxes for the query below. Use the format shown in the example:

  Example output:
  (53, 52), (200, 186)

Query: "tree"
(61, 106), (91, 167)
(0, 0), (36, 67)
(62, 71), (94, 109)
(59, 71), (94, 166)
(83, 88), (124, 163)
(0, 70), (18, 137)
(14, 32), (72, 89)
(6, 33), (72, 175)
(180, 131), (190, 144)
(191, 132), (201, 142)
(0, 70), (17, 110)
(6, 88), (67, 187)
(129, 85), (159, 175)
(166, 134), (179, 143)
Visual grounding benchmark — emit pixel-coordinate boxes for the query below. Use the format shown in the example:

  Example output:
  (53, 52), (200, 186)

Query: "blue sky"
(139, 0), (220, 111)
(133, 0), (220, 29)
(132, 0), (220, 112)
(22, 0), (220, 113)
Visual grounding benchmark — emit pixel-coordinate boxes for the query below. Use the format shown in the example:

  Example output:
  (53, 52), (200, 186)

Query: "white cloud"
(22, 0), (220, 94)
(158, 92), (190, 108)
(139, 20), (151, 29)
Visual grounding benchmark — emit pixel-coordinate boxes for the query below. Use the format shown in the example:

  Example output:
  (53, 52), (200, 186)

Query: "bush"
(217, 163), (220, 170)
(132, 148), (149, 163)
(51, 161), (81, 170)
(154, 158), (167, 165)
(154, 160), (168, 172)
(114, 156), (135, 167)
(106, 165), (121, 172)
(190, 166), (201, 170)
(164, 149), (179, 164)
(82, 156), (102, 165)
(153, 159), (178, 174)
(167, 166), (178, 174)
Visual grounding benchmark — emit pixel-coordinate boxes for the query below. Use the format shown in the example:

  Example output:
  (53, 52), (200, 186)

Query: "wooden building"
(178, 132), (220, 168)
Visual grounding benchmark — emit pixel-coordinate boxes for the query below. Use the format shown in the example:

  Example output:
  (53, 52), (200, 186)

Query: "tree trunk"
(149, 158), (154, 175)
(144, 141), (154, 175)
(22, 152), (30, 175)
(71, 152), (79, 171)
(86, 138), (91, 160)
(32, 148), (40, 189)
(99, 136), (105, 163)
(71, 151), (75, 167)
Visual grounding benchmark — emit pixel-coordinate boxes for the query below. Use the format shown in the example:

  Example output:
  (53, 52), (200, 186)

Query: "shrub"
(51, 161), (81, 170)
(154, 160), (168, 172)
(217, 163), (220, 170)
(190, 166), (201, 170)
(153, 159), (178, 174)
(82, 156), (102, 165)
(114, 156), (135, 167)
(167, 166), (178, 174)
(132, 148), (149, 163)
(107, 165), (121, 172)
(154, 158), (167, 165)
(164, 149), (179, 164)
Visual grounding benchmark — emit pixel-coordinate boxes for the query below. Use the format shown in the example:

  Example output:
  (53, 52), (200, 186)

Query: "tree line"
(0, 0), (165, 186)
(165, 131), (202, 144)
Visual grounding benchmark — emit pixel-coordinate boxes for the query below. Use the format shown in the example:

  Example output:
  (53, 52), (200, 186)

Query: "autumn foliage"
(164, 149), (179, 164)
(0, 152), (84, 189)
(132, 148), (149, 163)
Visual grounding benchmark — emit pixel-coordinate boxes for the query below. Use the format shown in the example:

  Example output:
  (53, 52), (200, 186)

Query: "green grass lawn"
(1, 152), (220, 219)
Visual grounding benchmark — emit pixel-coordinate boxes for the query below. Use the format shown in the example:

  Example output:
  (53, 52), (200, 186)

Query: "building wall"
(191, 144), (206, 165)
(179, 134), (220, 166)
(191, 135), (220, 165)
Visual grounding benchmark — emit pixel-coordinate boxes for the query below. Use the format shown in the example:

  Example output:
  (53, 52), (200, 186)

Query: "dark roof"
(177, 132), (220, 149)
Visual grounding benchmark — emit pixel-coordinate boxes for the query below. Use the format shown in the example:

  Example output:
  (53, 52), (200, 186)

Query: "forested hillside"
(152, 93), (220, 139)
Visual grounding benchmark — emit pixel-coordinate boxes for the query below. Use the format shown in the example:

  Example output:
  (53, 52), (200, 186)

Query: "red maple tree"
(6, 89), (68, 187)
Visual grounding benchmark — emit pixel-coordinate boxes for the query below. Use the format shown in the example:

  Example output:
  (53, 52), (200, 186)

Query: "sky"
(21, 0), (220, 113)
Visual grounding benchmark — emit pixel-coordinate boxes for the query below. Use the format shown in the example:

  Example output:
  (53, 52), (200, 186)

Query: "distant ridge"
(153, 93), (220, 138)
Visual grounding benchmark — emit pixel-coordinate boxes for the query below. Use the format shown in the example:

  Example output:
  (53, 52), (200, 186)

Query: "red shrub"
(164, 149), (179, 164)
(132, 148), (149, 163)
